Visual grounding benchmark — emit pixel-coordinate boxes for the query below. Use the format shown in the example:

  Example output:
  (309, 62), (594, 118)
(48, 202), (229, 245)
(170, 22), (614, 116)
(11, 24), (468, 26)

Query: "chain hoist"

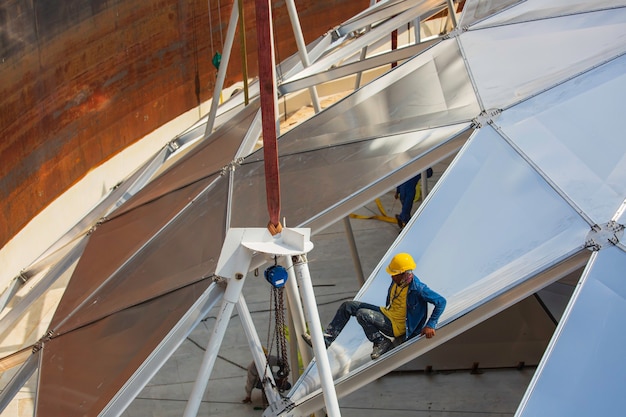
(264, 259), (290, 391)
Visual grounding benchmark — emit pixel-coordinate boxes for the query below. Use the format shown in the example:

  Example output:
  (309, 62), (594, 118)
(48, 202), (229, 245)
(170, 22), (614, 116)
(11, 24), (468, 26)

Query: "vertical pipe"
(292, 254), (342, 417)
(391, 29), (398, 68)
(286, 302), (301, 381)
(446, 0), (458, 28)
(284, 256), (313, 366)
(237, 0), (249, 105)
(342, 217), (365, 287)
(353, 46), (368, 89)
(204, 2), (239, 137)
(413, 18), (421, 44)
(183, 274), (247, 417)
(284, 0), (321, 113)
(354, 0), (377, 90)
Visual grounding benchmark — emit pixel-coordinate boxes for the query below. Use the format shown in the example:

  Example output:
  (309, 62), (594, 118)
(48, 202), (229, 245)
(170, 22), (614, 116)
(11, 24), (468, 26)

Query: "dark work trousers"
(326, 301), (394, 343)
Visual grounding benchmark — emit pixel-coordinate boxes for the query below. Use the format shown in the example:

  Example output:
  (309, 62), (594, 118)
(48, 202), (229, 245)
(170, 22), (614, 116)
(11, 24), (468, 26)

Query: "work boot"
(395, 214), (405, 229)
(370, 337), (393, 360)
(301, 332), (332, 349)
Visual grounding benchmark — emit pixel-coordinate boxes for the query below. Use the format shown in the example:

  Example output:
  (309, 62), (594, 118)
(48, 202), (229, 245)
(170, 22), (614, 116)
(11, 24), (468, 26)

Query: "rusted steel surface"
(0, 0), (368, 249)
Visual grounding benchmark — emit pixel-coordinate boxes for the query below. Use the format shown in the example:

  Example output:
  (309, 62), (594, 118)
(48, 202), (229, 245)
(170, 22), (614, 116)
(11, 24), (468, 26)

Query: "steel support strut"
(204, 1), (239, 137)
(183, 273), (247, 417)
(291, 254), (342, 417)
(238, 294), (285, 411)
(285, 256), (313, 366)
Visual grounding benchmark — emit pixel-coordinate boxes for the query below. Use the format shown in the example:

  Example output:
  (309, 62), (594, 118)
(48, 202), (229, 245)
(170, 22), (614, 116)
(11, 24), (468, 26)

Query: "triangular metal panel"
(36, 281), (213, 417)
(290, 124), (590, 400)
(51, 173), (226, 335)
(470, 0), (626, 29)
(460, 7), (626, 110)
(231, 124), (471, 230)
(497, 54), (626, 224)
(383, 126), (588, 310)
(516, 246), (626, 416)
(48, 177), (215, 332)
(114, 101), (260, 216)
(279, 39), (479, 153)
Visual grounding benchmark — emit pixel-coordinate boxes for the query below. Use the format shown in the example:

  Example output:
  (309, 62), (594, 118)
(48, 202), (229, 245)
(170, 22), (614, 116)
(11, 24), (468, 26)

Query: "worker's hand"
(421, 327), (435, 338)
(394, 192), (400, 199)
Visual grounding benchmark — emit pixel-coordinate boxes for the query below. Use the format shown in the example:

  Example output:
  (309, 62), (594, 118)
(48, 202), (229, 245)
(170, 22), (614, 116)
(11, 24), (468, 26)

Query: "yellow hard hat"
(386, 253), (416, 275)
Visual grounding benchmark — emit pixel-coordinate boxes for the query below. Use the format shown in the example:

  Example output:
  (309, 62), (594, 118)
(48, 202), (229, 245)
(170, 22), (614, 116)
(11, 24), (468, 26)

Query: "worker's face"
(391, 271), (413, 287)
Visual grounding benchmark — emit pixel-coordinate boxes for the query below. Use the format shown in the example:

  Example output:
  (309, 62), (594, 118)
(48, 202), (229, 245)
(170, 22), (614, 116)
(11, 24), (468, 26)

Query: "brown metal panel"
(36, 280), (212, 417)
(47, 101), (258, 335)
(113, 99), (260, 217)
(49, 172), (226, 335)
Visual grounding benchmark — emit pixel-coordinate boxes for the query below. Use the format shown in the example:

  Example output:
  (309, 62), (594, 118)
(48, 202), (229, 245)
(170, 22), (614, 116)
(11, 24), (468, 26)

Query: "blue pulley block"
(264, 265), (288, 288)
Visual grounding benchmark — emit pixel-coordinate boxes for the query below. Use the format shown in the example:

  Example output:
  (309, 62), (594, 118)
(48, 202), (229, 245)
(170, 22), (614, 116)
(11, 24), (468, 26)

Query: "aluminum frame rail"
(0, 350), (40, 414)
(278, 38), (440, 96)
(281, 0), (446, 83)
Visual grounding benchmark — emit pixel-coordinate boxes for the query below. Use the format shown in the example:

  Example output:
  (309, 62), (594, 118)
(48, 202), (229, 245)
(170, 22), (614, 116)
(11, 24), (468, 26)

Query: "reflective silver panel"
(498, 54), (626, 223)
(460, 8), (626, 110)
(290, 124), (590, 400)
(517, 247), (626, 416)
(278, 39), (478, 152)
(471, 0), (626, 29)
(231, 124), (470, 230)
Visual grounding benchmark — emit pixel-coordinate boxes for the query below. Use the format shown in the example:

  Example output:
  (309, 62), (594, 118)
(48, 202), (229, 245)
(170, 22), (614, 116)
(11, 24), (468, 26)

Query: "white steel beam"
(204, 1), (240, 137)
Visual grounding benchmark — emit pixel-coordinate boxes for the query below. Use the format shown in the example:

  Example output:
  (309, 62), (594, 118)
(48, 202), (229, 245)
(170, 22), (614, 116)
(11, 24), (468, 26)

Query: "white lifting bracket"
(584, 221), (625, 251)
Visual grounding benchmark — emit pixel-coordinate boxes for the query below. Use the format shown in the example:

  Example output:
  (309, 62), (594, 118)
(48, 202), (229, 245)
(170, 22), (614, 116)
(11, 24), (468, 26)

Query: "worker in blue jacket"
(395, 167), (434, 228)
(303, 253), (446, 360)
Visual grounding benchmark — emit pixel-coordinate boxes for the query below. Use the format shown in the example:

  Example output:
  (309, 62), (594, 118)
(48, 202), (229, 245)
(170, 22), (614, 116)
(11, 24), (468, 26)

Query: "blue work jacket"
(385, 275), (446, 341)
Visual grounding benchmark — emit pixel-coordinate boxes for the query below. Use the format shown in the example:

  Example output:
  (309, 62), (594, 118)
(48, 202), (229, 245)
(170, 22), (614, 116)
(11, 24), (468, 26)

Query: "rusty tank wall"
(0, 0), (368, 249)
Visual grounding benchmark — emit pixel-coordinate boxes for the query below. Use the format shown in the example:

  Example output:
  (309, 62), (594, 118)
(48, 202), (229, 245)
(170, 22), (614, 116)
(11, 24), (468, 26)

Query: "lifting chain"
(272, 286), (289, 380)
(264, 260), (290, 392)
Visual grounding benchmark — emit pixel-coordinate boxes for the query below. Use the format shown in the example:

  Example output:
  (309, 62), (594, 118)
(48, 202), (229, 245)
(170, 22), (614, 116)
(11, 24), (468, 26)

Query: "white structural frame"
(177, 227), (342, 417)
